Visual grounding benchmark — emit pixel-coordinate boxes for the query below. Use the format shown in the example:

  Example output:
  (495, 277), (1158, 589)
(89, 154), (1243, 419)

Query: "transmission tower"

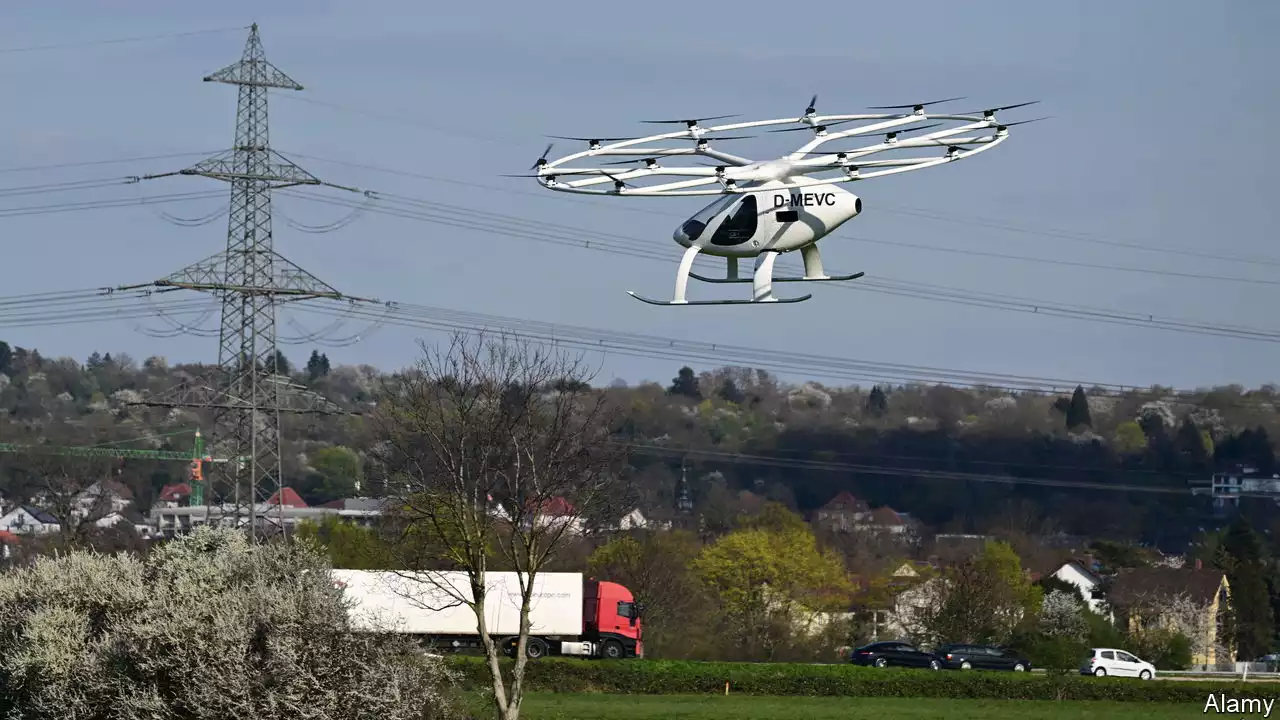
(119, 24), (370, 541)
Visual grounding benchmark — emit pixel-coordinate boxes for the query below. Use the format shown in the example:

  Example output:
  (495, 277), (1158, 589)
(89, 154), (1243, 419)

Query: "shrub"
(1131, 630), (1194, 671)
(446, 656), (1279, 703)
(1014, 632), (1087, 670)
(0, 526), (461, 720)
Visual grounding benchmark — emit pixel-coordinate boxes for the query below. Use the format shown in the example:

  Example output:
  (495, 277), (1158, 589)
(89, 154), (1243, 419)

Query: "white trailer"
(333, 569), (582, 636)
(331, 569), (644, 659)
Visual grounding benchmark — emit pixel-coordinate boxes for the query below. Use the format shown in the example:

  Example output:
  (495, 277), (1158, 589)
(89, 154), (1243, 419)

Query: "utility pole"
(119, 24), (371, 541)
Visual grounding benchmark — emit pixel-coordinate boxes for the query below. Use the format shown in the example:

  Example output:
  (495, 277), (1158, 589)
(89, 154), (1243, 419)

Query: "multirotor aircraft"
(514, 96), (1041, 306)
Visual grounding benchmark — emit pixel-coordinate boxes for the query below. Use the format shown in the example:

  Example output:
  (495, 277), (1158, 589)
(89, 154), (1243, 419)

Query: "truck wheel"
(602, 640), (624, 659)
(525, 638), (548, 659)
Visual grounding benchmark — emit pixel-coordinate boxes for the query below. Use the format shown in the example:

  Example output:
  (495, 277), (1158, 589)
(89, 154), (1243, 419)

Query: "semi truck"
(331, 569), (643, 659)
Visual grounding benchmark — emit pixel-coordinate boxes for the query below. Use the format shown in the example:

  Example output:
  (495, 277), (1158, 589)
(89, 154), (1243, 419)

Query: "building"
(815, 491), (870, 532)
(1192, 466), (1280, 509)
(0, 506), (60, 535)
(1106, 562), (1233, 668)
(1049, 560), (1107, 614)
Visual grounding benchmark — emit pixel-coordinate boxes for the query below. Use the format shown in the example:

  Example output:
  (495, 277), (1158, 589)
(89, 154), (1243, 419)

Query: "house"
(883, 575), (946, 643)
(849, 561), (942, 643)
(614, 508), (662, 532)
(73, 480), (134, 519)
(0, 506), (60, 534)
(527, 496), (585, 535)
(1050, 560), (1107, 614)
(815, 491), (870, 532)
(156, 483), (192, 508)
(266, 487), (308, 508)
(815, 492), (914, 538)
(891, 560), (934, 579)
(1106, 561), (1233, 668)
(859, 507), (912, 535)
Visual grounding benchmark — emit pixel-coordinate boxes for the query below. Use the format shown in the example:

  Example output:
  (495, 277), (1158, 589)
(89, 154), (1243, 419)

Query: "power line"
(0, 177), (141, 199)
(0, 27), (245, 54)
(0, 151), (216, 176)
(0, 190), (225, 218)
(879, 205), (1280, 269)
(1, 178), (1276, 346)
(286, 298), (1235, 400)
(271, 188), (1280, 345)
(2, 285), (1277, 413)
(842, 235), (1280, 288)
(627, 444), (1192, 497)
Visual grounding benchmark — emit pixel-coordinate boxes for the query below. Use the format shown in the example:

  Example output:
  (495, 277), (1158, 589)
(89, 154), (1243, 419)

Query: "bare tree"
(8, 451), (116, 545)
(371, 332), (629, 720)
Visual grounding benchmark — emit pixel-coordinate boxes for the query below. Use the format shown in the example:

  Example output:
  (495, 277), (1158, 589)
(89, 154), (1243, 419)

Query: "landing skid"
(689, 271), (866, 284)
(627, 291), (812, 306)
(628, 246), (817, 306)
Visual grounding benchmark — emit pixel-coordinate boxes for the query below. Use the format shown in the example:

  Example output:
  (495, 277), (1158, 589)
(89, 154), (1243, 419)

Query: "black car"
(850, 641), (941, 670)
(936, 643), (1032, 672)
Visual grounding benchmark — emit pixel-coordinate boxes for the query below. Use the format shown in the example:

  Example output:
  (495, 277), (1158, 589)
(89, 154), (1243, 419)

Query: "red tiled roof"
(531, 496), (575, 516)
(158, 483), (192, 502)
(869, 507), (905, 526)
(266, 487), (308, 508)
(822, 491), (869, 513)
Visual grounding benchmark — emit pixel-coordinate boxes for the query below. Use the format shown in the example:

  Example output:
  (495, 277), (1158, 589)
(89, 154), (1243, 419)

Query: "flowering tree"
(1039, 589), (1089, 641)
(0, 525), (459, 720)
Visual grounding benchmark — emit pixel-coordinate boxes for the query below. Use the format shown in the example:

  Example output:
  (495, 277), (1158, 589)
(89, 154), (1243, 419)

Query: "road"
(1030, 668), (1280, 682)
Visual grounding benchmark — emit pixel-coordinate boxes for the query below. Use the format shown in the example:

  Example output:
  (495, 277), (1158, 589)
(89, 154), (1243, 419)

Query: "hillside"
(0, 339), (1276, 549)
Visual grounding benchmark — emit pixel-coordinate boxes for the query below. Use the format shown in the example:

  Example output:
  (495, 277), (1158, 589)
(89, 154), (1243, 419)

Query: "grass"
(486, 693), (1213, 719)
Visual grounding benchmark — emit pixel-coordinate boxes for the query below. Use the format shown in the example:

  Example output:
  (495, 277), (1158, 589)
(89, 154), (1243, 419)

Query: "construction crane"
(0, 429), (240, 506)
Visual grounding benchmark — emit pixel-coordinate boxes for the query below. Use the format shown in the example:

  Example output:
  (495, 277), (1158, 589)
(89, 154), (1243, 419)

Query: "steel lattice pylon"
(120, 24), (364, 541)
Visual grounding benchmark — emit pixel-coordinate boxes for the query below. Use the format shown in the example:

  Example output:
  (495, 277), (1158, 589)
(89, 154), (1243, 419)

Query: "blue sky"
(0, 0), (1276, 390)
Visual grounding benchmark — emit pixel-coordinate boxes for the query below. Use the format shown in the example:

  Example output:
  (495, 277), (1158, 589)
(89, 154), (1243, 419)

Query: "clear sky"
(0, 0), (1276, 391)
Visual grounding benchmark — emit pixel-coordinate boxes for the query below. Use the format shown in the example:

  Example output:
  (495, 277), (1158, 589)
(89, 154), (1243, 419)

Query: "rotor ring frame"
(533, 112), (1020, 197)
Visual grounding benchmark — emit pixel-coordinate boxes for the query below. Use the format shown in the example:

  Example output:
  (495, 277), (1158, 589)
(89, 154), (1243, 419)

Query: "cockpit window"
(710, 195), (758, 246)
(681, 195), (737, 241)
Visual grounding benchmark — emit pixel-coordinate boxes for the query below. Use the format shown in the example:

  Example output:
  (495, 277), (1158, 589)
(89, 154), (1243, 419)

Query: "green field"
(502, 694), (1211, 719)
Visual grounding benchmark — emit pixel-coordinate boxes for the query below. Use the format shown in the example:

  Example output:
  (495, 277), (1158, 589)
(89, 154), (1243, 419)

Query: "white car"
(1080, 648), (1156, 679)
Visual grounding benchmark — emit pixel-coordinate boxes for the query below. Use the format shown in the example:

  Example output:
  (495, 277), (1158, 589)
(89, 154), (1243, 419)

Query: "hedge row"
(446, 656), (1280, 703)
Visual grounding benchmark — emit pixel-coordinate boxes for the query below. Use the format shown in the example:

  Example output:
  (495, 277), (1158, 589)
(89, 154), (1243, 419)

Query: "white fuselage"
(673, 179), (862, 258)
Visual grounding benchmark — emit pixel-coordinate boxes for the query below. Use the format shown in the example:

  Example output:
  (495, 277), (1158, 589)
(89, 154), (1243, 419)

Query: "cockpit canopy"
(678, 195), (760, 247)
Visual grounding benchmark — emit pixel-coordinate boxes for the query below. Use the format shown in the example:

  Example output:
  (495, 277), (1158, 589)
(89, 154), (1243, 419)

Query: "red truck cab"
(585, 578), (643, 658)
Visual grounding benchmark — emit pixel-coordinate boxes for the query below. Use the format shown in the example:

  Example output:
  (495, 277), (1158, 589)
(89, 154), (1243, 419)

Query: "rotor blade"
(805, 94), (818, 114)
(600, 170), (637, 189)
(963, 101), (1041, 115)
(867, 96), (966, 110)
(996, 116), (1051, 129)
(499, 170), (609, 178)
(529, 142), (554, 170)
(546, 135), (644, 143)
(601, 158), (662, 166)
(768, 119), (860, 133)
(639, 114), (741, 125)
(885, 123), (944, 136)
